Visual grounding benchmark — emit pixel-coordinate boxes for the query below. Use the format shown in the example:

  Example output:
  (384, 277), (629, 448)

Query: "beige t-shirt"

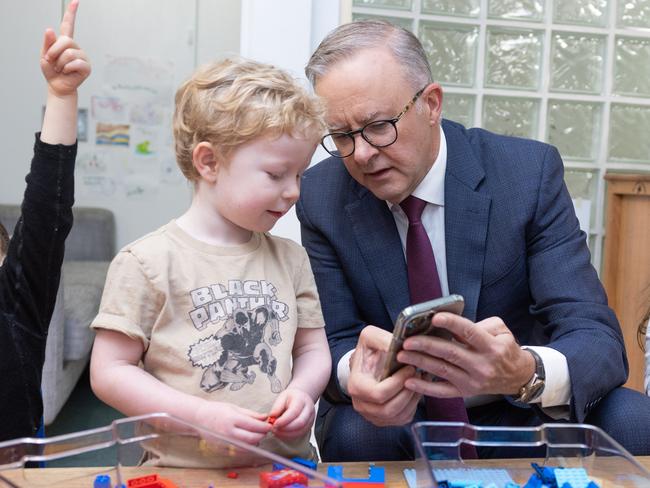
(91, 221), (325, 466)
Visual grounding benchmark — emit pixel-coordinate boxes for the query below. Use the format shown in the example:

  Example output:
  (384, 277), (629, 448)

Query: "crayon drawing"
(96, 123), (130, 146)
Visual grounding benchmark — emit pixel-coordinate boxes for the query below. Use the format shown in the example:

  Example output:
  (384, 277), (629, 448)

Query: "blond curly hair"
(173, 58), (326, 181)
(0, 222), (8, 259)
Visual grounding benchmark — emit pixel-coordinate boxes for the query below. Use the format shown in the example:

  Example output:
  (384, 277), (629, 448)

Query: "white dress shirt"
(337, 126), (571, 416)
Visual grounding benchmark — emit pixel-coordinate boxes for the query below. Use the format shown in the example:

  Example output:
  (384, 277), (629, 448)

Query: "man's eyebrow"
(327, 111), (381, 132)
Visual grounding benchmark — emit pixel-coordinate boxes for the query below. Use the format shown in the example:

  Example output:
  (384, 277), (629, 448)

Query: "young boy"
(90, 59), (331, 465)
(0, 0), (90, 441)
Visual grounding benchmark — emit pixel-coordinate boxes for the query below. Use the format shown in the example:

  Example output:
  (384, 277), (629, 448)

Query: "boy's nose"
(283, 179), (300, 202)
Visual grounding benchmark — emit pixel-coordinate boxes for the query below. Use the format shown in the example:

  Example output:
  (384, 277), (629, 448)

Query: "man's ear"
(423, 83), (443, 126)
(192, 142), (220, 183)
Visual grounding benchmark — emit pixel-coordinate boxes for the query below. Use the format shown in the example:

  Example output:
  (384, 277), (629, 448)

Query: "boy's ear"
(192, 142), (221, 182)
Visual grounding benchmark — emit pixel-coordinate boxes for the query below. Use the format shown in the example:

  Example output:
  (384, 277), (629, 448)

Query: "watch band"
(512, 348), (546, 404)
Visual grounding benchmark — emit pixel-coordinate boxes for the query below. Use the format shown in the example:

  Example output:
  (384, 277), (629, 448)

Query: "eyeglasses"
(320, 86), (427, 158)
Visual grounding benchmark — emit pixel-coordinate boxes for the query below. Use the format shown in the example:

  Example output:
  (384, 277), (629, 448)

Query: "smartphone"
(378, 294), (465, 380)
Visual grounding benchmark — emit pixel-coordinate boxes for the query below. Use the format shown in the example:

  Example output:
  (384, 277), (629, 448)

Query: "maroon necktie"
(400, 195), (477, 459)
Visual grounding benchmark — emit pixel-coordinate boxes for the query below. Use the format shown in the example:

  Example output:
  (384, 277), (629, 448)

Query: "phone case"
(379, 294), (465, 380)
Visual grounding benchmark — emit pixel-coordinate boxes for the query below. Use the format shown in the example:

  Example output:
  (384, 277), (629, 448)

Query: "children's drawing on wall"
(96, 123), (130, 146)
(91, 96), (127, 124)
(104, 56), (174, 102)
(124, 174), (158, 200)
(132, 126), (159, 156)
(130, 101), (166, 126)
(76, 55), (176, 200)
(76, 151), (118, 198)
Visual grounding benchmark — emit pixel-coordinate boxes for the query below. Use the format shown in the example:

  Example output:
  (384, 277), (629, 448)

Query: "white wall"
(0, 1), (60, 219)
(0, 0), (339, 248)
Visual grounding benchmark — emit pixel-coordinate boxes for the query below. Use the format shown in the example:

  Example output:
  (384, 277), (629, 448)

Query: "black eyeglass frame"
(320, 86), (428, 158)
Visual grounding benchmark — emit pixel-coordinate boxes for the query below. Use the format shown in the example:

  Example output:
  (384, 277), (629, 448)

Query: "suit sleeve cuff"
(525, 345), (571, 411)
(337, 349), (355, 396)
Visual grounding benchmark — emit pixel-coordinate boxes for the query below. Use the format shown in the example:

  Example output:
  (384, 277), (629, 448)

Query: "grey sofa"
(0, 205), (115, 424)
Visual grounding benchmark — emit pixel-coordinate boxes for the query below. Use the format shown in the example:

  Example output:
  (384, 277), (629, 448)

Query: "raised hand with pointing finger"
(40, 0), (91, 144)
(0, 0), (90, 441)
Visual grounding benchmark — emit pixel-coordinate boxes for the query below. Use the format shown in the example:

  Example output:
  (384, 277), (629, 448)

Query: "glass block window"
(485, 28), (544, 90)
(617, 0), (650, 28)
(549, 32), (605, 94)
(349, 0), (650, 272)
(547, 100), (602, 161)
(488, 0), (544, 21)
(443, 93), (476, 127)
(422, 0), (480, 17)
(419, 21), (479, 86)
(613, 36), (650, 97)
(483, 96), (540, 138)
(554, 0), (608, 27)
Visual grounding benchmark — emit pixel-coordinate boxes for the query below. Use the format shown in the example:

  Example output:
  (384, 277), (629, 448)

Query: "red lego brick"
(260, 468), (309, 488)
(127, 473), (179, 488)
(341, 483), (384, 488)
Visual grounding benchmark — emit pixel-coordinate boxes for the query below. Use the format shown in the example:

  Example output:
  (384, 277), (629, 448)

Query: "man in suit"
(296, 20), (650, 461)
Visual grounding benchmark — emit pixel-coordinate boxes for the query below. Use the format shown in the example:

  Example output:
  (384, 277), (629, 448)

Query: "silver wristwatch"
(511, 348), (545, 404)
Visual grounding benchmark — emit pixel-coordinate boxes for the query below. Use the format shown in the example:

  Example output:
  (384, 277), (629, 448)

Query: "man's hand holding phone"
(397, 312), (536, 400)
(345, 295), (464, 427)
(345, 326), (423, 427)
(378, 295), (465, 381)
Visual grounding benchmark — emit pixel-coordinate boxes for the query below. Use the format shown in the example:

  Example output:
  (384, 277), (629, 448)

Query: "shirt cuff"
(337, 349), (355, 396)
(525, 345), (571, 412)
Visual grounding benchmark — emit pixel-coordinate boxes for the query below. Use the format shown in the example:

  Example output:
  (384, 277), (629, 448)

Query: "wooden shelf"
(602, 173), (650, 392)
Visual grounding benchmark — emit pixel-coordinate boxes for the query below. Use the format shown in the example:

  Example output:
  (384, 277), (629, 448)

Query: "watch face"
(522, 378), (545, 403)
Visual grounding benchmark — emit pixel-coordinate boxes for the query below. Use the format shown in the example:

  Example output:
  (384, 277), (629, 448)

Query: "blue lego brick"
(531, 463), (557, 485)
(405, 467), (519, 488)
(554, 468), (595, 488)
(432, 468), (515, 487)
(403, 468), (417, 488)
(523, 473), (542, 488)
(291, 456), (317, 471)
(93, 474), (111, 488)
(328, 465), (385, 483)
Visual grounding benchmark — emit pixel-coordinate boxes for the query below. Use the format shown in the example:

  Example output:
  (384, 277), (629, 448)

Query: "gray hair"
(305, 20), (433, 90)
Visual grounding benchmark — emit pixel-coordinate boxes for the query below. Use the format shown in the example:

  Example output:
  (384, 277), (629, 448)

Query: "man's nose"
(352, 133), (378, 166)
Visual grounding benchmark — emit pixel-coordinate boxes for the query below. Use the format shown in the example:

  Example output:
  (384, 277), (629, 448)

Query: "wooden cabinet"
(602, 173), (650, 392)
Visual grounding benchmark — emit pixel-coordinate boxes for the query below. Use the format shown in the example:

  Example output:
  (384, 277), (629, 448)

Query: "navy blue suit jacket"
(296, 119), (627, 422)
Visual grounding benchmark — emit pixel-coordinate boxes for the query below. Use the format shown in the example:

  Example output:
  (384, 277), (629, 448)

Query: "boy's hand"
(40, 0), (90, 97)
(267, 388), (315, 440)
(195, 400), (272, 445)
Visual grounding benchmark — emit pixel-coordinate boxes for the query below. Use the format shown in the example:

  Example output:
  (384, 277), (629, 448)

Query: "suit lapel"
(346, 188), (410, 324)
(343, 120), (491, 323)
(443, 121), (491, 321)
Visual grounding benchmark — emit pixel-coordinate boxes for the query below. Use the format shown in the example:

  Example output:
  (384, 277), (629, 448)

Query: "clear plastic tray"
(411, 421), (650, 487)
(0, 413), (341, 487)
